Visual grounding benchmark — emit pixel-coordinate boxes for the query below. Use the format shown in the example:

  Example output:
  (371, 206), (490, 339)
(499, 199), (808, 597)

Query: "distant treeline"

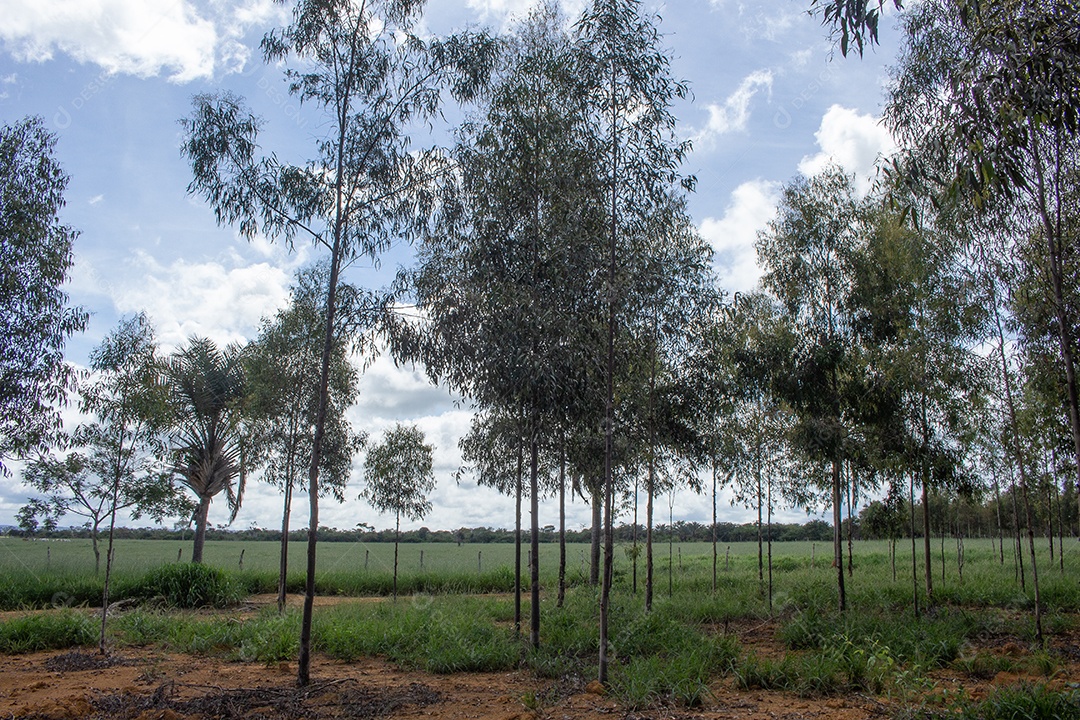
(6, 519), (836, 544)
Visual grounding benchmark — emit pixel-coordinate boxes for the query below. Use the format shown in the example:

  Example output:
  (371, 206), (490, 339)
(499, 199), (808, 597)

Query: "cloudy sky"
(0, 0), (900, 534)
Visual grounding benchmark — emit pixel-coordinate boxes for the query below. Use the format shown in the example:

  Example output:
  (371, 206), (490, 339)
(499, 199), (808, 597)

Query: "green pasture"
(2, 535), (1079, 612)
(2, 534), (1079, 715)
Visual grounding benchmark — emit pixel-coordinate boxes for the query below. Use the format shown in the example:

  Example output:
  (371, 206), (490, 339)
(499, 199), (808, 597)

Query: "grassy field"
(1, 534), (1079, 716)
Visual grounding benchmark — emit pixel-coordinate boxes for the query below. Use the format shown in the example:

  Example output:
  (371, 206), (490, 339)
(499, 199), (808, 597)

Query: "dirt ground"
(1, 600), (1077, 720)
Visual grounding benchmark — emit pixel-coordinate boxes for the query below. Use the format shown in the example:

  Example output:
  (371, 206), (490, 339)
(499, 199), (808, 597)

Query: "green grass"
(1, 535), (1078, 715)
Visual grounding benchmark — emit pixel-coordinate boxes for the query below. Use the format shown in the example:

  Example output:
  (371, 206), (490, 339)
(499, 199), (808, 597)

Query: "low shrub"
(132, 563), (241, 608)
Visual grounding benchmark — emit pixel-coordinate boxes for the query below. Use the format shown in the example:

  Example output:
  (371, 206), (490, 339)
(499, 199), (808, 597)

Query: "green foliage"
(133, 563), (241, 608)
(0, 116), (88, 473)
(0, 610), (96, 653)
(362, 425), (435, 523)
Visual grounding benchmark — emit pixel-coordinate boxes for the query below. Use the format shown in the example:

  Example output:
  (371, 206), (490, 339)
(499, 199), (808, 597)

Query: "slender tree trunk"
(393, 514), (400, 602)
(92, 525), (101, 575)
(668, 490), (674, 598)
(590, 488), (601, 586)
(922, 469), (933, 602)
(632, 474), (638, 594)
(994, 468), (1005, 565)
(767, 476), (773, 614)
(192, 495), (211, 564)
(847, 471), (854, 579)
(278, 479), (293, 614)
(711, 458), (718, 594)
(756, 447), (763, 594)
(646, 469), (654, 611)
(833, 457), (846, 613)
(99, 465), (123, 655)
(558, 437), (566, 608)
(515, 442), (523, 639)
(910, 471), (919, 618)
(529, 435), (540, 649)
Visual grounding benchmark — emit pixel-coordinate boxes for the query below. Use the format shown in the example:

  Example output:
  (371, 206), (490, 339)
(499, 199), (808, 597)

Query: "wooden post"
(239, 548), (245, 571)
(420, 550), (424, 571)
(478, 550), (482, 573)
(365, 549), (369, 571)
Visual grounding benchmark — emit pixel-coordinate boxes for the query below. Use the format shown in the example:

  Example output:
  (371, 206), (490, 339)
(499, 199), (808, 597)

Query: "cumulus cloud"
(798, 104), (896, 193)
(694, 70), (773, 148)
(108, 252), (291, 351)
(0, 0), (288, 82)
(699, 179), (780, 294)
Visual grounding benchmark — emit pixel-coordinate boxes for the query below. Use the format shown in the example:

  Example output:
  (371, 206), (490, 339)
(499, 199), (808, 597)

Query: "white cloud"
(88, 194), (104, 205)
(699, 179), (780, 294)
(798, 104), (896, 193)
(694, 69), (773, 148)
(462, 0), (587, 25)
(0, 0), (288, 82)
(109, 252), (291, 351)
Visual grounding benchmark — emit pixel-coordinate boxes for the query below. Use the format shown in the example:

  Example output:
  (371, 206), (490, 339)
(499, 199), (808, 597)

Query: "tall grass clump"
(314, 596), (518, 673)
(0, 610), (96, 652)
(131, 563), (242, 608)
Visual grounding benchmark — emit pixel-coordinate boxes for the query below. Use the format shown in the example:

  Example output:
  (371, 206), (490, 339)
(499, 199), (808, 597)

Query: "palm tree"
(166, 336), (246, 563)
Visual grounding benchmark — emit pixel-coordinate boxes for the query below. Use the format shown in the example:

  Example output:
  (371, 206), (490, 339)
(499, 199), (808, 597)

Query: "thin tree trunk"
(922, 470), (933, 602)
(92, 525), (101, 575)
(711, 457), (718, 594)
(529, 435), (540, 650)
(590, 488), (601, 586)
(99, 465), (123, 655)
(558, 437), (566, 608)
(632, 474), (639, 593)
(515, 441), (523, 639)
(646, 469), (654, 611)
(393, 514), (400, 602)
(910, 471), (919, 618)
(833, 457), (846, 613)
(668, 490), (674, 598)
(278, 479), (292, 614)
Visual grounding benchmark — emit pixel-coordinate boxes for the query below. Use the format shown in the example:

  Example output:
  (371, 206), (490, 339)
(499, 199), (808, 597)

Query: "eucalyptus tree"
(362, 424), (435, 602)
(756, 166), (866, 613)
(883, 0), (1080, 506)
(26, 315), (187, 653)
(0, 116), (87, 474)
(166, 336), (247, 565)
(850, 200), (987, 603)
(181, 0), (496, 685)
(245, 265), (366, 613)
(396, 3), (606, 649)
(574, 0), (693, 680)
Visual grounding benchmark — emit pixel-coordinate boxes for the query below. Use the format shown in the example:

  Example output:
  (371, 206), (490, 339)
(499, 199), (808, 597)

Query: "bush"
(133, 563), (241, 608)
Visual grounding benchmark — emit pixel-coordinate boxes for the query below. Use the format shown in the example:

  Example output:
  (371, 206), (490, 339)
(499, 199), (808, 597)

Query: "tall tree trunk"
(393, 514), (400, 602)
(711, 457), (718, 594)
(558, 437), (566, 608)
(529, 435), (540, 649)
(590, 488), (601, 586)
(99, 465), (124, 655)
(192, 495), (211, 564)
(910, 471), (920, 618)
(632, 474), (638, 594)
(515, 442), (523, 638)
(278, 479), (293, 614)
(922, 469), (933, 602)
(646, 469), (654, 611)
(832, 457), (846, 613)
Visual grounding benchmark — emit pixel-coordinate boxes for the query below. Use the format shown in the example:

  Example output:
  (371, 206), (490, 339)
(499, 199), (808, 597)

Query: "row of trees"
(6, 0), (1078, 687)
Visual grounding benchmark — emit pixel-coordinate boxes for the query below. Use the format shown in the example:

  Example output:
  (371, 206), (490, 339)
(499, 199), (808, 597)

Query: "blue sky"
(0, 0), (899, 534)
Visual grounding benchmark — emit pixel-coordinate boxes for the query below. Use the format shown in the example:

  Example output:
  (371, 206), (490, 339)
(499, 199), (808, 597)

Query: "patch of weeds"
(894, 683), (1080, 720)
(0, 609), (96, 653)
(132, 563), (242, 608)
